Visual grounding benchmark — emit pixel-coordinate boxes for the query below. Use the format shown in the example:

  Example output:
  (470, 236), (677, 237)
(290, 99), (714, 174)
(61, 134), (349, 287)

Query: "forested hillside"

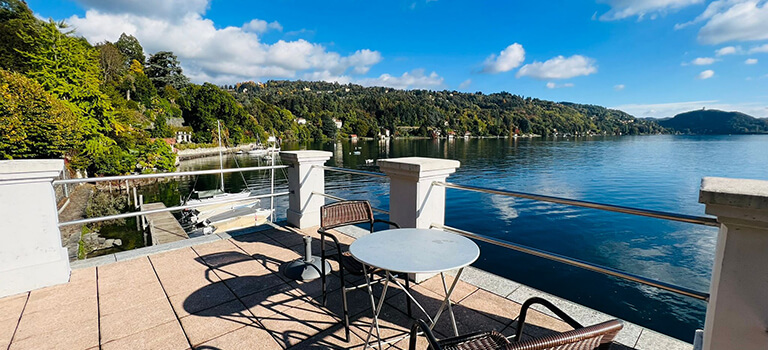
(659, 109), (768, 134)
(232, 80), (664, 139)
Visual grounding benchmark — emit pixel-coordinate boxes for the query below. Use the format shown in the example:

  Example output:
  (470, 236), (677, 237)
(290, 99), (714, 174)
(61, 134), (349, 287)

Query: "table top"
(349, 228), (480, 274)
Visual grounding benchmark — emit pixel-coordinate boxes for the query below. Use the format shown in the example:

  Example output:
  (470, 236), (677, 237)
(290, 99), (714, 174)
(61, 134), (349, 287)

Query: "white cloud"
(691, 57), (716, 65)
(358, 69), (444, 90)
(694, 0), (768, 44)
(613, 100), (768, 118)
(458, 79), (472, 89)
(715, 45), (741, 55)
(748, 43), (768, 53)
(243, 19), (283, 33)
(745, 58), (758, 64)
(65, 5), (383, 84)
(614, 84), (626, 91)
(545, 82), (574, 89)
(516, 55), (597, 80)
(698, 69), (715, 79)
(74, 0), (209, 20)
(597, 0), (703, 21)
(482, 43), (525, 73)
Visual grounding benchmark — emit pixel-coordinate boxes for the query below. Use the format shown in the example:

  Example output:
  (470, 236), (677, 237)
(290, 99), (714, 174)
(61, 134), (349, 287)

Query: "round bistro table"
(349, 228), (480, 349)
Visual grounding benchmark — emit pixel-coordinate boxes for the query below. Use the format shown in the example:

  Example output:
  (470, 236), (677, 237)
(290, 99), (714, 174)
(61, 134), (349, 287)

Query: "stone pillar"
(280, 151), (332, 228)
(699, 177), (768, 350)
(0, 160), (70, 297)
(378, 157), (460, 229)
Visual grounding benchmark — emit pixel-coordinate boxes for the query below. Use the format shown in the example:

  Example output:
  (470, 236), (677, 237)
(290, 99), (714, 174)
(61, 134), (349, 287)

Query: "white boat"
(248, 148), (268, 156)
(187, 204), (273, 237)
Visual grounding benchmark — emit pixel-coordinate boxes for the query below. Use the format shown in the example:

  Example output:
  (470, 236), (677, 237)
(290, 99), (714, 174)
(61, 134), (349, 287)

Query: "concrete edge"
(69, 221), (282, 269)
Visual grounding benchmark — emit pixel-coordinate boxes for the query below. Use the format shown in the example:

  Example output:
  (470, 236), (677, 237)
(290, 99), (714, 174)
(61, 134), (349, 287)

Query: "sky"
(27, 0), (768, 118)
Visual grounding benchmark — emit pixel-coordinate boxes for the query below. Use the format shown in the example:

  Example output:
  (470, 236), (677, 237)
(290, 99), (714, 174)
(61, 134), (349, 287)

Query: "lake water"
(156, 135), (768, 341)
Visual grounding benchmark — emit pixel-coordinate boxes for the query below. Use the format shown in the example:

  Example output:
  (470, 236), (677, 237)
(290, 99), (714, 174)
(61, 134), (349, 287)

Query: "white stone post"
(699, 177), (768, 350)
(280, 151), (332, 229)
(0, 160), (70, 298)
(377, 157), (460, 229)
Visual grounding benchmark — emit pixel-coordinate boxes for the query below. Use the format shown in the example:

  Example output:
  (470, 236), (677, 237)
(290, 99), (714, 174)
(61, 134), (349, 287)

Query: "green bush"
(85, 191), (128, 227)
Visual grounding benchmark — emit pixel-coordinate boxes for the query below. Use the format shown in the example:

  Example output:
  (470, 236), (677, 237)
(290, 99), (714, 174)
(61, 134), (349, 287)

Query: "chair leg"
(321, 236), (327, 306)
(340, 269), (351, 342)
(405, 276), (412, 317)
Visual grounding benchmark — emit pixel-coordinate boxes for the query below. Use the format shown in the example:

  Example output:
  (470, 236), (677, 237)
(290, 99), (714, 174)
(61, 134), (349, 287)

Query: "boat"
(187, 203), (273, 237)
(248, 148), (268, 156)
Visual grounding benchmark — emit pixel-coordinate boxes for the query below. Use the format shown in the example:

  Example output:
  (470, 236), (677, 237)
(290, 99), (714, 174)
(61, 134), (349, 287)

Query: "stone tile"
(416, 274), (478, 303)
(240, 283), (303, 319)
(97, 258), (158, 289)
(506, 285), (643, 347)
(220, 272), (288, 298)
(100, 297), (177, 342)
(231, 239), (302, 272)
(635, 329), (693, 350)
(168, 281), (236, 317)
(101, 320), (189, 350)
(259, 298), (340, 348)
(191, 240), (247, 265)
(264, 227), (314, 248)
(307, 277), (404, 323)
(151, 249), (222, 298)
(98, 277), (167, 316)
(0, 294), (27, 349)
(11, 299), (98, 350)
(457, 288), (520, 326)
(453, 267), (521, 298)
(196, 323), (281, 350)
(179, 299), (256, 347)
(291, 322), (367, 350)
(24, 268), (96, 313)
(350, 305), (442, 350)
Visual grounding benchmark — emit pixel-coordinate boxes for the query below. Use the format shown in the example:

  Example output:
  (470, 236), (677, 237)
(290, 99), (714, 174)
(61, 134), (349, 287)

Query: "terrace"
(1, 152), (767, 350)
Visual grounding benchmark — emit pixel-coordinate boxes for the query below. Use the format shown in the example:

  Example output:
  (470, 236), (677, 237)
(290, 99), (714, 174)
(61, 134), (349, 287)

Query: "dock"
(142, 202), (188, 245)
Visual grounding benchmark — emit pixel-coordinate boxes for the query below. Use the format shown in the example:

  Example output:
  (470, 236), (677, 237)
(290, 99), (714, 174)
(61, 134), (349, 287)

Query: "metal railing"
(434, 182), (718, 227)
(52, 165), (288, 185)
(311, 191), (390, 214)
(432, 223), (710, 301)
(313, 165), (387, 178)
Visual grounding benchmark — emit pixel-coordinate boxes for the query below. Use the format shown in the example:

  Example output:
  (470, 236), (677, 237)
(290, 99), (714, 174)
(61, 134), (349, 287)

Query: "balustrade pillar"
(280, 151), (332, 228)
(699, 177), (768, 350)
(0, 160), (70, 297)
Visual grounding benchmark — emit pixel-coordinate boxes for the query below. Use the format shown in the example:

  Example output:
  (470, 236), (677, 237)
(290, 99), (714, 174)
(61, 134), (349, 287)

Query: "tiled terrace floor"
(0, 224), (690, 350)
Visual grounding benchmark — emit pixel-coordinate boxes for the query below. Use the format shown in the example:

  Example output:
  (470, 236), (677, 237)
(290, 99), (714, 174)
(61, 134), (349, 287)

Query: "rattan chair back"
(506, 319), (623, 350)
(320, 200), (374, 230)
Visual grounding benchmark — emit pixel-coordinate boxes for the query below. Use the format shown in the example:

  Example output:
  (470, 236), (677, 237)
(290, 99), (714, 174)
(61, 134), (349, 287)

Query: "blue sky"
(28, 0), (768, 118)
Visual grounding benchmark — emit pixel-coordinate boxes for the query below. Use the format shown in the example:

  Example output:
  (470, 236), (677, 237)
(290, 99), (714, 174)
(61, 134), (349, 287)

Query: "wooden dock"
(142, 202), (188, 245)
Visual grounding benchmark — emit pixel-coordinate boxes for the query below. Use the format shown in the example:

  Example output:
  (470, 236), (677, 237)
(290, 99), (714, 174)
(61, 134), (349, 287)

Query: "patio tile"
(457, 288), (519, 325)
(179, 299), (256, 346)
(100, 297), (177, 342)
(240, 282), (303, 319)
(195, 323), (281, 350)
(24, 268), (96, 313)
(151, 250), (222, 297)
(97, 257), (157, 288)
(452, 267), (521, 298)
(259, 297), (340, 348)
(0, 293), (26, 349)
(230, 239), (302, 271)
(101, 320), (189, 350)
(220, 272), (288, 298)
(291, 322), (367, 349)
(350, 305), (444, 350)
(11, 302), (98, 349)
(416, 274), (478, 303)
(168, 281), (237, 317)
(635, 329), (692, 350)
(98, 276), (167, 316)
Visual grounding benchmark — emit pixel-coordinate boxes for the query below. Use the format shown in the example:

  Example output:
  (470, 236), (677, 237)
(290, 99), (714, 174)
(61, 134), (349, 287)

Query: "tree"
(146, 51), (189, 90)
(179, 83), (253, 144)
(96, 41), (126, 83)
(115, 33), (145, 66)
(0, 0), (38, 72)
(321, 113), (337, 140)
(0, 69), (82, 159)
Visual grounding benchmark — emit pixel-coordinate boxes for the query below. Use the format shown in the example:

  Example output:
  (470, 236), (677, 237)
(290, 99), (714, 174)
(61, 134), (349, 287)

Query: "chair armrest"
(318, 228), (344, 254)
(409, 319), (442, 350)
(374, 218), (400, 229)
(513, 297), (584, 342)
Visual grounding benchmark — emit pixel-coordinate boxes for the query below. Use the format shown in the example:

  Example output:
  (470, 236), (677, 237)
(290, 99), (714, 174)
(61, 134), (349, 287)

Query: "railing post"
(378, 157), (460, 229)
(699, 177), (768, 350)
(280, 151), (332, 228)
(0, 160), (70, 297)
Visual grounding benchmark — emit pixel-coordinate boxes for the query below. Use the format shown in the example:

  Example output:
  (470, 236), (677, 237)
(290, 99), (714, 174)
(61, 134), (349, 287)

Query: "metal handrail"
(313, 165), (387, 178)
(52, 165), (289, 185)
(434, 182), (719, 227)
(58, 191), (289, 227)
(311, 191), (390, 214)
(432, 223), (710, 301)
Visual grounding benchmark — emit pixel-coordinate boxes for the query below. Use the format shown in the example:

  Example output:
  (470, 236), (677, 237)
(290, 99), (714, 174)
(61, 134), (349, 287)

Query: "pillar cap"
(0, 160), (64, 184)
(699, 177), (768, 210)
(279, 150), (332, 163)
(378, 157), (460, 178)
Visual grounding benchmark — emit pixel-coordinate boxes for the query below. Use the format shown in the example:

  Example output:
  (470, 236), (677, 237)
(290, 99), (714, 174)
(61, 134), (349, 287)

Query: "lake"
(154, 135), (768, 341)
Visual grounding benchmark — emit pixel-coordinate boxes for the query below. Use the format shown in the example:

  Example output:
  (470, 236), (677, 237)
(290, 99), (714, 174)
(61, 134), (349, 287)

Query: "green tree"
(179, 83), (253, 143)
(96, 41), (126, 84)
(146, 51), (189, 90)
(320, 113), (337, 140)
(115, 33), (145, 66)
(0, 69), (82, 159)
(0, 0), (38, 72)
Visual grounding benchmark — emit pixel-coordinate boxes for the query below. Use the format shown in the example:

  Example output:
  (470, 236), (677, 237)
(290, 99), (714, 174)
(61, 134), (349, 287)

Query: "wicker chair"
(318, 200), (409, 342)
(408, 297), (623, 350)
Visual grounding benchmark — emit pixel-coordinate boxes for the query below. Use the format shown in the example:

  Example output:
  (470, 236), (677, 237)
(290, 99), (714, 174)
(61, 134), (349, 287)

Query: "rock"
(105, 239), (115, 246)
(97, 237), (106, 245)
(114, 239), (122, 246)
(68, 233), (80, 244)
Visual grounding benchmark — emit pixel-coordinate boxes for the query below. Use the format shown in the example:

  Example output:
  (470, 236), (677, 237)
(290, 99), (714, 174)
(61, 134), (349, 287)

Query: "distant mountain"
(658, 109), (768, 134)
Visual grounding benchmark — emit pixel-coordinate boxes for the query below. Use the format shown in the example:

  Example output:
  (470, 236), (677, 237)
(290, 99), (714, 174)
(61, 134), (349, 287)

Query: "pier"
(141, 202), (188, 245)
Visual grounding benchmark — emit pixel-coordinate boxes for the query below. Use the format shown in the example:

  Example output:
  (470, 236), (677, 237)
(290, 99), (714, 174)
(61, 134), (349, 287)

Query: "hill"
(230, 80), (664, 138)
(658, 109), (768, 134)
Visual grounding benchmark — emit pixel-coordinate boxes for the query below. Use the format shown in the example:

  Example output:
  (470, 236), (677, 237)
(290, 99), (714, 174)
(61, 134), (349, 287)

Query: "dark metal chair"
(408, 297), (624, 350)
(318, 200), (410, 342)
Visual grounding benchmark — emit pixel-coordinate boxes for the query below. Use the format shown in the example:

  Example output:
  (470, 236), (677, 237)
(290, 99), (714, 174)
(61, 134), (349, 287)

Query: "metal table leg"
(362, 265), (389, 349)
(429, 268), (464, 336)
